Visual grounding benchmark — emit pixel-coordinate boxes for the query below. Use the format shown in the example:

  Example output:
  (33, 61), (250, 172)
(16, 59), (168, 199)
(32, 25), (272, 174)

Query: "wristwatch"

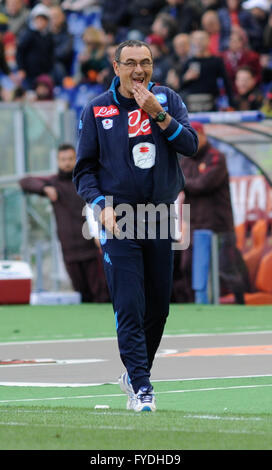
(154, 110), (167, 122)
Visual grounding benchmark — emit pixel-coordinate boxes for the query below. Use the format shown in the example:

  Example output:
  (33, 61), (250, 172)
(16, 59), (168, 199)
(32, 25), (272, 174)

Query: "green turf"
(0, 303), (271, 450)
(0, 303), (271, 343)
(0, 377), (271, 450)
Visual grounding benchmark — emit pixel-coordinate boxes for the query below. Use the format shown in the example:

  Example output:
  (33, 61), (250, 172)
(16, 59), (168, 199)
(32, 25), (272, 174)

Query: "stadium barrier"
(0, 104), (271, 302)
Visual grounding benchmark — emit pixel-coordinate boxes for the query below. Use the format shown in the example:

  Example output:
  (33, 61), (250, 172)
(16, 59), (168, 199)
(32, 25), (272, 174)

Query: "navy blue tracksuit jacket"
(73, 76), (198, 393)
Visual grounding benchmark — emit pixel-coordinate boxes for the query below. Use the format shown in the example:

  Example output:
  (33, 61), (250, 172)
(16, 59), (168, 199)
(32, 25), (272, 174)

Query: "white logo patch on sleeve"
(132, 142), (156, 169)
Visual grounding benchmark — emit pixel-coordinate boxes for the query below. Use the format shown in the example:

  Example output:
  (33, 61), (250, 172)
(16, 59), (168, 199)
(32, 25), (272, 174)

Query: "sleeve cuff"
(89, 195), (106, 219)
(162, 118), (183, 141)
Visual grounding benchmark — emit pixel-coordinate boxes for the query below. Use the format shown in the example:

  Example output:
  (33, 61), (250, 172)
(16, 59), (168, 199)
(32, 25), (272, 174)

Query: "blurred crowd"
(0, 0), (272, 115)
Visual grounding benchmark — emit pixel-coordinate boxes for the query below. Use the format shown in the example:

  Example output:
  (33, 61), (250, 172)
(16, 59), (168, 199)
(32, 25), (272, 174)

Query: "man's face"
(113, 46), (153, 98)
(229, 33), (243, 52)
(173, 34), (190, 57)
(6, 0), (23, 16)
(33, 15), (49, 32)
(50, 6), (64, 31)
(235, 70), (256, 95)
(201, 12), (220, 34)
(191, 31), (209, 55)
(58, 149), (76, 172)
(227, 0), (240, 11)
(35, 83), (51, 100)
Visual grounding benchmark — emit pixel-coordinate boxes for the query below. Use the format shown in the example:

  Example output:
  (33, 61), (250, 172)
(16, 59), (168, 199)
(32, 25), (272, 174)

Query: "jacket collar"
(109, 76), (155, 105)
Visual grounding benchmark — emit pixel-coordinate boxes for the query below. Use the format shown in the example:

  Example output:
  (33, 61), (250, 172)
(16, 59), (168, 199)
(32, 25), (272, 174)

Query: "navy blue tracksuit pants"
(101, 218), (174, 394)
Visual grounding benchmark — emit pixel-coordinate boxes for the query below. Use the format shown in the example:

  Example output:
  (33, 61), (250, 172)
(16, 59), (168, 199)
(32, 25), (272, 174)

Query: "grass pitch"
(0, 303), (271, 450)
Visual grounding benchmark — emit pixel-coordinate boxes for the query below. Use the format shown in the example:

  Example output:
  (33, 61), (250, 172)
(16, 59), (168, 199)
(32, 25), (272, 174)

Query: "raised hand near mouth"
(132, 83), (171, 129)
(132, 82), (162, 118)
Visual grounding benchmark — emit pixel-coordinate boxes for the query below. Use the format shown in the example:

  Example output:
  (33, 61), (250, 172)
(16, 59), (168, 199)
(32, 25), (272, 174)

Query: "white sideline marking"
(0, 373), (272, 387)
(0, 409), (263, 421)
(0, 359), (106, 368)
(0, 421), (268, 435)
(0, 383), (271, 404)
(184, 414), (261, 421)
(0, 330), (271, 346)
(0, 382), (106, 387)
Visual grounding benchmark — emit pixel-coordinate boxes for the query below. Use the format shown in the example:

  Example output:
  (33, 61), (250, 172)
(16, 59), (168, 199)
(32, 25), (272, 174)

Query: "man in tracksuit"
(73, 40), (198, 412)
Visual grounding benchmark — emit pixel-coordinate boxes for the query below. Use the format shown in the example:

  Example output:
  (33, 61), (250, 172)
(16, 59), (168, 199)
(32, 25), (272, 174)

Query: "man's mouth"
(132, 77), (145, 84)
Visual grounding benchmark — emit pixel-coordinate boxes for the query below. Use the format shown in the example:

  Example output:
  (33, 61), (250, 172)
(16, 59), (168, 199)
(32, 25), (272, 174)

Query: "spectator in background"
(49, 5), (74, 86)
(174, 121), (250, 304)
(150, 12), (178, 49)
(2, 0), (30, 36)
(0, 13), (17, 73)
(165, 33), (191, 92)
(233, 65), (264, 110)
(145, 33), (170, 85)
(0, 14), (11, 76)
(171, 32), (191, 68)
(160, 0), (200, 34)
(101, 0), (128, 39)
(217, 0), (262, 52)
(242, 0), (271, 52)
(179, 30), (234, 111)
(263, 7), (272, 50)
(125, 0), (165, 39)
(261, 85), (272, 117)
(201, 9), (221, 55)
(221, 26), (262, 93)
(77, 26), (108, 84)
(19, 143), (109, 303)
(16, 3), (54, 89)
(199, 0), (224, 12)
(61, 0), (101, 12)
(262, 8), (272, 84)
(0, 13), (16, 101)
(33, 74), (54, 100)
(99, 43), (117, 89)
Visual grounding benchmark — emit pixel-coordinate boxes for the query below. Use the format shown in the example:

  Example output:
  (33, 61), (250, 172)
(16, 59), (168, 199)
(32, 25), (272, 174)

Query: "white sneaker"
(118, 372), (137, 410)
(133, 386), (156, 412)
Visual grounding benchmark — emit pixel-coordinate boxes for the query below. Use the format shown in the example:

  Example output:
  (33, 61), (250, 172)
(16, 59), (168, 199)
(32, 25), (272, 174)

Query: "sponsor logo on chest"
(132, 142), (156, 169)
(93, 105), (120, 118)
(128, 109), (152, 138)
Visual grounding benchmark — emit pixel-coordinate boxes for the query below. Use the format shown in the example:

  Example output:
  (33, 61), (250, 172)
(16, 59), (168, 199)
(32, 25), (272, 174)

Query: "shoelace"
(138, 391), (153, 403)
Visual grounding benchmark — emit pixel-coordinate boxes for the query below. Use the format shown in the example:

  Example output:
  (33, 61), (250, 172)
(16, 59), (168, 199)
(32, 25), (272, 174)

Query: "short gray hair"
(115, 40), (153, 63)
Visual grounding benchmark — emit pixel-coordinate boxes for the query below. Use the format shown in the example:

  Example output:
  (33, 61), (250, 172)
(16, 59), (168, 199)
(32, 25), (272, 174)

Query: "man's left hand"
(133, 83), (171, 129)
(132, 83), (163, 119)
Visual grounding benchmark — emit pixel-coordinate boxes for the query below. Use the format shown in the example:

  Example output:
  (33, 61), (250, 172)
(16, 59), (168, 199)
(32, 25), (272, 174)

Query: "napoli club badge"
(132, 142), (156, 169)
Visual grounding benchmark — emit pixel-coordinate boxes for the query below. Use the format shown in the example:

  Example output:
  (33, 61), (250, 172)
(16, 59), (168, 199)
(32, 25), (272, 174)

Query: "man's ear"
(113, 60), (120, 77)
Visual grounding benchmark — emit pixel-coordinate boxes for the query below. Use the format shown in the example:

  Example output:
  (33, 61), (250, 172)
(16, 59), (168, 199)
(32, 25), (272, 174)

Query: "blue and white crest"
(155, 93), (167, 104)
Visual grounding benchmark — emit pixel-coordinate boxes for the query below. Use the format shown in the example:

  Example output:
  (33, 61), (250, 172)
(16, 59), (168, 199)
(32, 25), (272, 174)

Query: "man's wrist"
(155, 113), (171, 130)
(153, 110), (167, 122)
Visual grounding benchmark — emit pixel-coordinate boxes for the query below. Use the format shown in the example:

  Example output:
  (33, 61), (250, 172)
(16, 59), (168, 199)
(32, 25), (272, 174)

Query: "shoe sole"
(134, 402), (156, 412)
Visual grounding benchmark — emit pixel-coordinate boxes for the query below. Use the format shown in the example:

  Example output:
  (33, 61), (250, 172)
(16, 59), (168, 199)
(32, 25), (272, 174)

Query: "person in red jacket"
(19, 143), (109, 303)
(173, 121), (250, 304)
(221, 26), (262, 93)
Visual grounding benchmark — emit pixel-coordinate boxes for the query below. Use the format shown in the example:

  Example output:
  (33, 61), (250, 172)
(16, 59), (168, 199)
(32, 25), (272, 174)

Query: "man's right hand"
(99, 206), (120, 236)
(44, 186), (58, 202)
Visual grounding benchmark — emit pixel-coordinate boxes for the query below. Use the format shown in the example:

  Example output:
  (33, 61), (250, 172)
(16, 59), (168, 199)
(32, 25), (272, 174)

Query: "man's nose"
(134, 63), (144, 72)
